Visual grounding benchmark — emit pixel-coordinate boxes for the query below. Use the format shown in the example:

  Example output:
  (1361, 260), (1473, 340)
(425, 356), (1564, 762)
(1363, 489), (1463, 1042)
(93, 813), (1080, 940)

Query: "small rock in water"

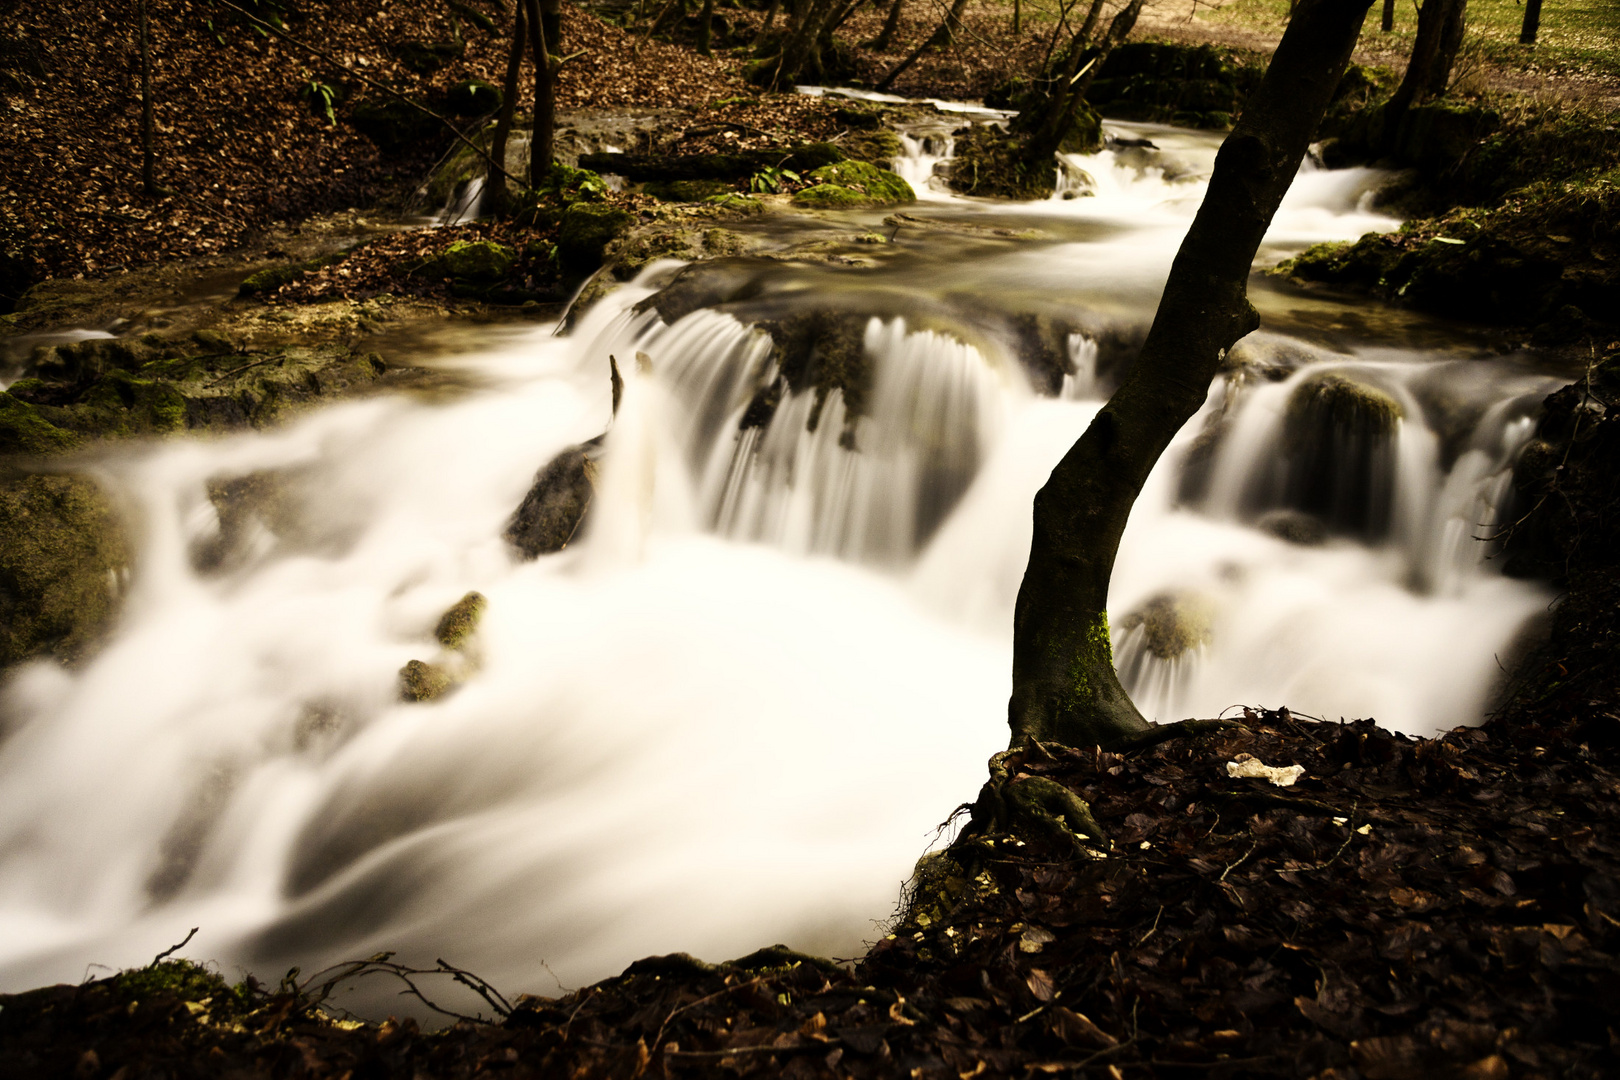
(434, 591), (487, 650)
(399, 658), (454, 702)
(1257, 509), (1328, 546)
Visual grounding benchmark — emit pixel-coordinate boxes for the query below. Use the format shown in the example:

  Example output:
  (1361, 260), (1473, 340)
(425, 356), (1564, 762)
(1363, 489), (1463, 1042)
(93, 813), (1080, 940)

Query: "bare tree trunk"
(1008, 0), (1376, 750)
(1519, 0), (1541, 43)
(870, 0), (904, 49)
(485, 0), (528, 213)
(1381, 0), (1394, 31)
(138, 0), (157, 196)
(771, 0), (841, 86)
(1388, 0), (1467, 118)
(525, 0), (557, 184)
(1014, 0), (1021, 35)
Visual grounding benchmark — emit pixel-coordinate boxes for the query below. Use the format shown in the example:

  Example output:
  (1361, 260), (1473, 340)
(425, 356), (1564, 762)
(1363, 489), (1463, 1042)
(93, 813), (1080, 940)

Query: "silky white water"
(0, 120), (1561, 1007)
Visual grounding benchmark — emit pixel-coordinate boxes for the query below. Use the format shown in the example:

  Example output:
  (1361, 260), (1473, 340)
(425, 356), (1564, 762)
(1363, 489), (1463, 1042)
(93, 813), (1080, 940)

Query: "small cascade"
(892, 131), (956, 199)
(1060, 334), (1101, 400)
(434, 176), (486, 227)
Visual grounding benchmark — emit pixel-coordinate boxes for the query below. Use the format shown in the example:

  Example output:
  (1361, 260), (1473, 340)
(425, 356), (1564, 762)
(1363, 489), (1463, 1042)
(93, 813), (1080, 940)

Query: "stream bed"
(0, 113), (1568, 1010)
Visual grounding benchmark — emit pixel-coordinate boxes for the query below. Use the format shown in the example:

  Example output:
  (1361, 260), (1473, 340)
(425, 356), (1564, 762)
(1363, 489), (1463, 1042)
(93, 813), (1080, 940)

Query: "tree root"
(970, 749), (1109, 856)
(1107, 717), (1246, 754)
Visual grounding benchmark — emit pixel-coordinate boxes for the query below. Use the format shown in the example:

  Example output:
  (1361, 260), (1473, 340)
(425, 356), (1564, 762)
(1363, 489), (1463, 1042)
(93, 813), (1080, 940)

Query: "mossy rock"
(947, 126), (1055, 200)
(1285, 372), (1402, 442)
(446, 78), (502, 117)
(0, 473), (130, 668)
(0, 391), (78, 456)
(644, 179), (734, 202)
(559, 203), (636, 277)
(792, 160), (914, 209)
(841, 129), (904, 169)
(349, 96), (440, 153)
(1257, 509), (1328, 546)
(392, 39), (464, 75)
(434, 591), (487, 650)
(426, 240), (516, 283)
(1118, 592), (1214, 661)
(399, 658), (455, 701)
(239, 251), (348, 299)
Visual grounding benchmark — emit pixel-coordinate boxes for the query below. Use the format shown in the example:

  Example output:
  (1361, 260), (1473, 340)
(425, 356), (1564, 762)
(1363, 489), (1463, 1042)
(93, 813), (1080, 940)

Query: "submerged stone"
(1118, 592), (1215, 661)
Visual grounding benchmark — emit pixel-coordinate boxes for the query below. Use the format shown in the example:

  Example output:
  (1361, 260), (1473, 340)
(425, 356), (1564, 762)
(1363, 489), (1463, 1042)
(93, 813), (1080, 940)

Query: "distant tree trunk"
(769, 0), (840, 85)
(1387, 0), (1467, 118)
(698, 0), (715, 53)
(1381, 0), (1394, 31)
(873, 0), (969, 90)
(870, 0), (904, 49)
(1519, 0), (1541, 44)
(485, 0), (528, 213)
(138, 0), (157, 195)
(1014, 0), (1021, 35)
(1008, 0), (1376, 750)
(762, 0), (782, 32)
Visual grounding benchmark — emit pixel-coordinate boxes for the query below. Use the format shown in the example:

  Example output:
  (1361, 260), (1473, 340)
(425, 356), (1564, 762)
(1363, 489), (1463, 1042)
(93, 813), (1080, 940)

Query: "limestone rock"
(504, 443), (599, 559)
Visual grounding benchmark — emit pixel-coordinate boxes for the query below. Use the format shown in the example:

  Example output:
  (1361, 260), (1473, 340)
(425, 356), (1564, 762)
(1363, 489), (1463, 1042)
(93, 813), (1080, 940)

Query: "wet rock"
(0, 473), (130, 668)
(577, 143), (844, 183)
(1278, 372), (1404, 539)
(504, 443), (599, 559)
(643, 179), (733, 202)
(841, 128), (904, 170)
(1257, 509), (1329, 546)
(445, 78), (500, 117)
(792, 160), (915, 209)
(947, 126), (1055, 200)
(434, 591), (487, 650)
(558, 203), (636, 277)
(399, 658), (455, 702)
(1117, 592), (1214, 660)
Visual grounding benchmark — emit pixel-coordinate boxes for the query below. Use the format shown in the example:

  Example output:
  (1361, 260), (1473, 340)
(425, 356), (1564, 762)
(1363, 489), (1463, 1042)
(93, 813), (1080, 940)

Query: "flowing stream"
(0, 113), (1564, 1009)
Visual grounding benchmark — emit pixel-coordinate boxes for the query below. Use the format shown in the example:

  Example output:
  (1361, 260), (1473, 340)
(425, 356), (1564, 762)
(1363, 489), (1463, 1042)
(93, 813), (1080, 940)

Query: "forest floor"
(4, 1), (1620, 1077)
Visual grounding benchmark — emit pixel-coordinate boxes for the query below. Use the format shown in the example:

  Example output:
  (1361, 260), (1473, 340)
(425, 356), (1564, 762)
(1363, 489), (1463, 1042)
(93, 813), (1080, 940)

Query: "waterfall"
(0, 108), (1565, 1010)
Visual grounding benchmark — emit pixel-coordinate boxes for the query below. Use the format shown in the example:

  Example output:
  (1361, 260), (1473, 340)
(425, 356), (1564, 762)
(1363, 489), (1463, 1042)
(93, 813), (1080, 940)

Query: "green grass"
(1200, 0), (1620, 80)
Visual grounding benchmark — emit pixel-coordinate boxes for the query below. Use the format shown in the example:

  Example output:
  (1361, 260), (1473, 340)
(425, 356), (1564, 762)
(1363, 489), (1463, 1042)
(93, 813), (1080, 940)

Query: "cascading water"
(0, 112), (1563, 1009)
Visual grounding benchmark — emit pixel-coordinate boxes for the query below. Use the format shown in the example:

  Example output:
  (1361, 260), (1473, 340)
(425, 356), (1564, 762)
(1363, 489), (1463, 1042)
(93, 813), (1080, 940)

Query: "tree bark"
(1387, 0), (1467, 118)
(1028, 0), (1143, 160)
(1518, 0), (1541, 43)
(1007, 0), (1376, 750)
(771, 0), (841, 86)
(1381, 0), (1394, 31)
(484, 0), (528, 213)
(526, 0), (558, 183)
(138, 0), (157, 196)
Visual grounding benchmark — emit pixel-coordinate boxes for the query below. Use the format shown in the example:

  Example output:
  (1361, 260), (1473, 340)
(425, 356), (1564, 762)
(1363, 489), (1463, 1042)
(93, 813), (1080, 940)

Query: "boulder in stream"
(434, 591), (487, 650)
(399, 658), (455, 702)
(792, 161), (915, 210)
(1118, 592), (1215, 661)
(504, 443), (599, 559)
(0, 473), (129, 668)
(1279, 372), (1403, 538)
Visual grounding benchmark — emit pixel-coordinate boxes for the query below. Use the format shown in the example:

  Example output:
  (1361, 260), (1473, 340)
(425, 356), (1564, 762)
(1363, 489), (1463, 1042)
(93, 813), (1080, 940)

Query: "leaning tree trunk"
(1387, 0), (1467, 118)
(1008, 0), (1376, 750)
(1519, 0), (1541, 44)
(138, 0), (157, 195)
(485, 0), (528, 213)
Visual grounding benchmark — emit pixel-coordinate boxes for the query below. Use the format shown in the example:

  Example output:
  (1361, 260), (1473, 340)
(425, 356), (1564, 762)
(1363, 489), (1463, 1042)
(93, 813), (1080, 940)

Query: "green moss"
(791, 160), (914, 209)
(112, 959), (244, 1009)
(947, 126), (1056, 200)
(841, 129), (904, 168)
(0, 473), (129, 667)
(239, 251), (348, 299)
(434, 591), (487, 650)
(1060, 611), (1114, 710)
(0, 391), (78, 455)
(1285, 372), (1404, 443)
(431, 240), (516, 282)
